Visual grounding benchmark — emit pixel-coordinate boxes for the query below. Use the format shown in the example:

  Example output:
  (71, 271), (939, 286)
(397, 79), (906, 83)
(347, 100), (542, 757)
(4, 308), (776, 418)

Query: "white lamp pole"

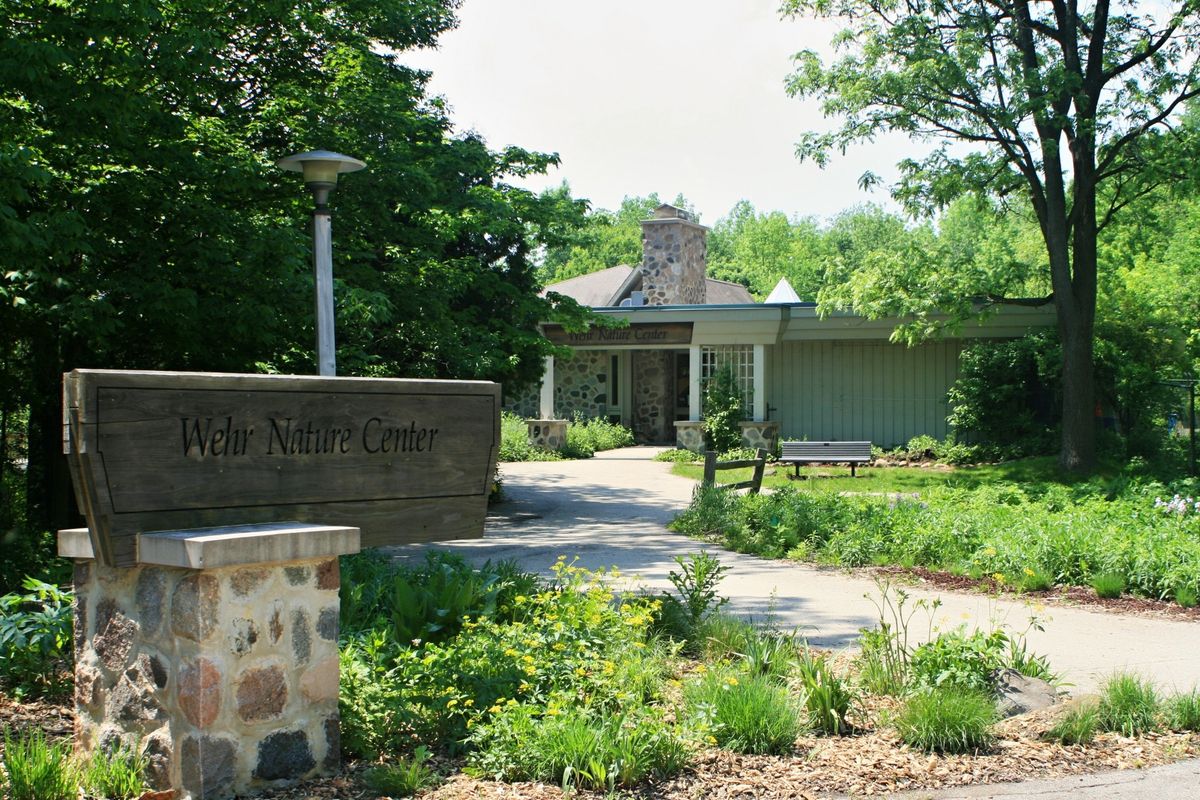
(277, 150), (366, 376)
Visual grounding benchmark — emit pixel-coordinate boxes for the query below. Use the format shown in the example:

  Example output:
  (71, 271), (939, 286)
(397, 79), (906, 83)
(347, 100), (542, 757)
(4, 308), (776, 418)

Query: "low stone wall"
(739, 421), (781, 452)
(674, 420), (705, 453)
(527, 419), (567, 451)
(674, 420), (781, 453)
(72, 555), (341, 799)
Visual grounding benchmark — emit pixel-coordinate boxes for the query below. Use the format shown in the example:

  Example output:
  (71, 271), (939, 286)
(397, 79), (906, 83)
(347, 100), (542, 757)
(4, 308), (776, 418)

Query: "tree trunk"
(1060, 133), (1101, 474)
(25, 327), (79, 535)
(1058, 315), (1096, 472)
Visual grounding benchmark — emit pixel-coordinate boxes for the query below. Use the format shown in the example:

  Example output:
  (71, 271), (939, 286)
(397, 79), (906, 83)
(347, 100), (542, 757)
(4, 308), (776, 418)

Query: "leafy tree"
(785, 0), (1200, 471)
(0, 0), (587, 536)
(707, 201), (827, 299)
(540, 192), (698, 284)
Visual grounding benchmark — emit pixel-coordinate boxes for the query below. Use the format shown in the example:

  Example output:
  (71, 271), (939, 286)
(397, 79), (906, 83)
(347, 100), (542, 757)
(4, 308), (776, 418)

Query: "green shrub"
(467, 706), (690, 790)
(1174, 584), (1198, 608)
(1017, 566), (1055, 593)
(339, 557), (668, 759)
(2, 728), (83, 800)
(670, 479), (1200, 603)
(685, 669), (804, 755)
(795, 648), (856, 735)
(893, 687), (997, 754)
(909, 628), (1008, 694)
(654, 448), (701, 463)
(668, 484), (741, 540)
(1165, 690), (1200, 732)
(562, 415), (635, 459)
(498, 412), (562, 462)
(1097, 673), (1160, 736)
(0, 577), (74, 699)
(666, 551), (728, 630)
(702, 365), (745, 454)
(362, 747), (438, 797)
(1043, 701), (1099, 745)
(945, 332), (1058, 457)
(1091, 572), (1126, 599)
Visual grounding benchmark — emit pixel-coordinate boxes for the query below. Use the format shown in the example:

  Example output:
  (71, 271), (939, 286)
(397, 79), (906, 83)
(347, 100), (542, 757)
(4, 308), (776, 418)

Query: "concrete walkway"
(388, 446), (1200, 798)
(399, 446), (1200, 696)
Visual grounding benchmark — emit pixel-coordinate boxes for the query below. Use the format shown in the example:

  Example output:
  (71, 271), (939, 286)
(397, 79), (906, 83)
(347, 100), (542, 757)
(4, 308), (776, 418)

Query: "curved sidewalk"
(396, 446), (1200, 696)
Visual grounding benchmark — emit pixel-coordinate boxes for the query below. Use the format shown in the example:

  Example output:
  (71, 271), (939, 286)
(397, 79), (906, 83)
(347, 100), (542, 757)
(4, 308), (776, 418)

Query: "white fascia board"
(780, 304), (1055, 341)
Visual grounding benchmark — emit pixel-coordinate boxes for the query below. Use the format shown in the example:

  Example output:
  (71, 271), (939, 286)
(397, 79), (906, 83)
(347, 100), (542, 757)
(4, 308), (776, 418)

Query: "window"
(700, 345), (754, 418)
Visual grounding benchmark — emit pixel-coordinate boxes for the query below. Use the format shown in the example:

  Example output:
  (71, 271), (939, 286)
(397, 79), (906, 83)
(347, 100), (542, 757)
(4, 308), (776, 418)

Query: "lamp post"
(277, 150), (366, 376)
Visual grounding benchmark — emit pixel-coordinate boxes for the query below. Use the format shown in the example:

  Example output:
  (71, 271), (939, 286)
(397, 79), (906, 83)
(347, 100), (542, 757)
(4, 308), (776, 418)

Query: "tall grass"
(1097, 673), (1160, 736)
(2, 729), (83, 800)
(893, 688), (997, 754)
(685, 669), (804, 755)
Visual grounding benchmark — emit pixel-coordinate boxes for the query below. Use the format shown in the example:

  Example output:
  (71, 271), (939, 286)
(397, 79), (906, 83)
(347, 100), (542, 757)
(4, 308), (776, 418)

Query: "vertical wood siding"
(767, 340), (963, 447)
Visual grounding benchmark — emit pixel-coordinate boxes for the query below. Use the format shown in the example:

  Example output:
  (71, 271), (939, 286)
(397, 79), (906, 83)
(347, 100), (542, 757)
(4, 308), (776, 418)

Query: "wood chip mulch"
(3, 691), (1198, 800)
(869, 565), (1200, 622)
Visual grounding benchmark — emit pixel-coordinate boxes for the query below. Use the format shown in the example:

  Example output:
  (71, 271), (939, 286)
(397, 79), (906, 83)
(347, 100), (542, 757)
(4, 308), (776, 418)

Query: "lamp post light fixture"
(277, 149), (366, 377)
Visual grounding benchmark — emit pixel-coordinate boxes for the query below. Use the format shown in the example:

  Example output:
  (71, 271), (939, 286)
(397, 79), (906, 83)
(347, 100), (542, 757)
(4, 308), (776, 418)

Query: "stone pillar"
(526, 419), (567, 451)
(61, 523), (358, 800)
(639, 205), (707, 306)
(674, 420), (705, 453)
(739, 420), (781, 452)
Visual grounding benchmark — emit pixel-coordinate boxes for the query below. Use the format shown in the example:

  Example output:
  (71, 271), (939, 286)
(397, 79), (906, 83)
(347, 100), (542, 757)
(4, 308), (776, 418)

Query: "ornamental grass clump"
(2, 728), (83, 800)
(1043, 700), (1099, 745)
(82, 742), (147, 799)
(467, 706), (690, 791)
(1097, 673), (1160, 736)
(685, 668), (804, 755)
(362, 747), (438, 797)
(893, 687), (997, 754)
(1165, 690), (1200, 732)
(1090, 572), (1126, 599)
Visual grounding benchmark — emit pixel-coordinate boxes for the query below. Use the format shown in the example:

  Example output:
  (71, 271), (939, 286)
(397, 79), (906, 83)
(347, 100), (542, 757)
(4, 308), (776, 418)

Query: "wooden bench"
(702, 448), (768, 494)
(779, 441), (872, 478)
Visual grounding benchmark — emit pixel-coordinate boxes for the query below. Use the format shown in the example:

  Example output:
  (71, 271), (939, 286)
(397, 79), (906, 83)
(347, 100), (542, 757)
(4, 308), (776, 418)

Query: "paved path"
(397, 446), (1200, 696)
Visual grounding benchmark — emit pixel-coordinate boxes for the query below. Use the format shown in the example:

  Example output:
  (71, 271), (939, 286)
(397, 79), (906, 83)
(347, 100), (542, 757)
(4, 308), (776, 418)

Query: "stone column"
(61, 523), (358, 800)
(526, 419), (567, 451)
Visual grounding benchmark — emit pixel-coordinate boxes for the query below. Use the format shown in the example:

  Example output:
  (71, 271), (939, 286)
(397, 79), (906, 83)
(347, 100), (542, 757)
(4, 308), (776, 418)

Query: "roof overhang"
(553, 302), (1056, 347)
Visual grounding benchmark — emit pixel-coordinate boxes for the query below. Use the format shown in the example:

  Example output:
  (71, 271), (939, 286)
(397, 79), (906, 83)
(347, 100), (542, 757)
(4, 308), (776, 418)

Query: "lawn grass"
(672, 455), (1078, 494)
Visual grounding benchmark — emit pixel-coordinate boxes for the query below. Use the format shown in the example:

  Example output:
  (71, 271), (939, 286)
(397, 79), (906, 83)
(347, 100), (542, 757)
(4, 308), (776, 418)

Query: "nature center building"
(511, 204), (1054, 451)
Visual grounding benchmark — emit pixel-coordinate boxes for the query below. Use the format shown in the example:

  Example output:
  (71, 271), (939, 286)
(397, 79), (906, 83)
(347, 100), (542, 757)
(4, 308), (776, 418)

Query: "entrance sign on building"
(542, 321), (693, 347)
(63, 369), (499, 566)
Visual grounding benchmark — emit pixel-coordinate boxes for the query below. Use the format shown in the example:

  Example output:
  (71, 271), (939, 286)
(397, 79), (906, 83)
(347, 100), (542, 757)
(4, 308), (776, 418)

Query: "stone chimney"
(639, 204), (707, 305)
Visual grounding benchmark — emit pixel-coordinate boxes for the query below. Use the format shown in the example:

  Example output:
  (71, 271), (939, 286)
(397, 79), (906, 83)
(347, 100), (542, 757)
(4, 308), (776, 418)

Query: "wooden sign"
(63, 370), (499, 567)
(542, 322), (693, 347)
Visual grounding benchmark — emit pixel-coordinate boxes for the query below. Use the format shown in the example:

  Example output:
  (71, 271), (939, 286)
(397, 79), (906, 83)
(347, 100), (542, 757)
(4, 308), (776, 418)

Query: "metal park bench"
(779, 440), (873, 478)
(702, 448), (768, 494)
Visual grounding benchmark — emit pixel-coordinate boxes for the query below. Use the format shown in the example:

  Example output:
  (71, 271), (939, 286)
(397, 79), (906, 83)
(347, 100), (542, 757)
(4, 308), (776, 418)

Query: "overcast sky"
(402, 1), (917, 224)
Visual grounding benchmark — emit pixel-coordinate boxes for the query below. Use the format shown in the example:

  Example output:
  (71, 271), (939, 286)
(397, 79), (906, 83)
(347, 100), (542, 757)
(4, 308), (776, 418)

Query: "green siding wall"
(767, 340), (963, 448)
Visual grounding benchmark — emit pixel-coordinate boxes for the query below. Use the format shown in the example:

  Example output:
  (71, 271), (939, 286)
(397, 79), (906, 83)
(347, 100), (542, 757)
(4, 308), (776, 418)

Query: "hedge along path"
(393, 447), (1200, 696)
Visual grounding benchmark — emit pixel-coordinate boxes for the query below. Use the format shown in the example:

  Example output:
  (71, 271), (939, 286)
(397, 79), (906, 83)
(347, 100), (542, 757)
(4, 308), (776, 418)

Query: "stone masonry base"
(72, 555), (341, 799)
